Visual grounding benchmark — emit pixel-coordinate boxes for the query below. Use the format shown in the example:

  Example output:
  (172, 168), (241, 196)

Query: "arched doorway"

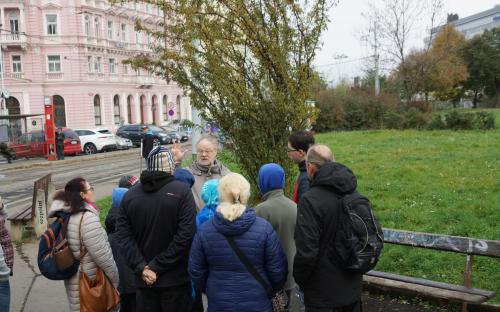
(113, 95), (121, 125)
(53, 95), (66, 127)
(162, 95), (168, 121)
(94, 94), (102, 126)
(151, 95), (158, 124)
(176, 95), (181, 120)
(140, 95), (146, 124)
(6, 96), (21, 138)
(127, 95), (134, 124)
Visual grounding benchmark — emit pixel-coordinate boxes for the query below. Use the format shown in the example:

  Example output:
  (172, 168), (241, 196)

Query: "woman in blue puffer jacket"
(189, 172), (288, 312)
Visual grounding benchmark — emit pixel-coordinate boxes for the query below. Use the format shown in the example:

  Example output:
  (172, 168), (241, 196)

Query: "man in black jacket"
(116, 146), (197, 312)
(293, 144), (363, 312)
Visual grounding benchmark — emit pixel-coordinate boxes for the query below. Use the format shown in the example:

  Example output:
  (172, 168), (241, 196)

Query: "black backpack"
(328, 192), (384, 274)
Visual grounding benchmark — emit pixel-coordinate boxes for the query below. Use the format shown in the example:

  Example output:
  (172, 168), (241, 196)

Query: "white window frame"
(109, 58), (116, 74)
(47, 55), (61, 73)
(11, 55), (22, 73)
(87, 56), (93, 73)
(120, 23), (127, 42)
(94, 56), (102, 73)
(107, 20), (114, 40)
(84, 15), (90, 36)
(46, 14), (58, 35)
(123, 63), (128, 75)
(94, 16), (100, 37)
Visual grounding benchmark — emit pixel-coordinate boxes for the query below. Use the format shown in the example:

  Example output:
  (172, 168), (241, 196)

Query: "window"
(113, 95), (121, 124)
(12, 55), (22, 73)
(46, 14), (57, 35)
(87, 56), (93, 72)
(47, 55), (61, 72)
(94, 17), (100, 37)
(121, 23), (126, 42)
(135, 69), (140, 77)
(9, 12), (19, 39)
(135, 31), (139, 44)
(176, 95), (181, 119)
(94, 95), (102, 125)
(123, 63), (128, 74)
(94, 56), (102, 73)
(109, 58), (116, 74)
(107, 21), (113, 40)
(84, 15), (90, 35)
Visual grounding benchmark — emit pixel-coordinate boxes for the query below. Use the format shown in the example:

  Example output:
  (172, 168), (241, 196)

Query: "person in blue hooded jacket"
(189, 172), (288, 312)
(196, 179), (219, 229)
(255, 163), (298, 309)
(105, 175), (138, 312)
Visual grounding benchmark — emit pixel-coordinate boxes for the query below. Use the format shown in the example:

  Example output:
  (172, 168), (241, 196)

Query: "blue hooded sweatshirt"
(174, 168), (195, 188)
(196, 179), (219, 229)
(258, 163), (285, 195)
(111, 187), (129, 209)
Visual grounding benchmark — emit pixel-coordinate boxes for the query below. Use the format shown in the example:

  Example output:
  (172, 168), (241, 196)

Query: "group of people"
(37, 130), (364, 312)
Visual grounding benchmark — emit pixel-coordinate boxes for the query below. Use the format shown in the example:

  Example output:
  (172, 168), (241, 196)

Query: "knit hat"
(201, 179), (220, 206)
(146, 146), (175, 173)
(118, 175), (139, 188)
(174, 168), (195, 188)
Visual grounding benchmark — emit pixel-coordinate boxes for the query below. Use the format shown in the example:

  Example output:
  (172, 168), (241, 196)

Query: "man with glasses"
(287, 131), (315, 203)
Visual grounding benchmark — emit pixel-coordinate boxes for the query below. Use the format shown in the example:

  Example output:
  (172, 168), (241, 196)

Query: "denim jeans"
(0, 280), (10, 312)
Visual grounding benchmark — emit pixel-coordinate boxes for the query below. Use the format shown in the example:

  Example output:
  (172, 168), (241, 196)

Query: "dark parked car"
(116, 124), (176, 146)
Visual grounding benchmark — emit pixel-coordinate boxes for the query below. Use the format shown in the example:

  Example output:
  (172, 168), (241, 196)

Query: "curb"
(0, 148), (140, 171)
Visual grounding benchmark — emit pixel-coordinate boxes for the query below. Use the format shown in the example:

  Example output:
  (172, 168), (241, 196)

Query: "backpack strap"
(224, 236), (274, 297)
(77, 212), (87, 262)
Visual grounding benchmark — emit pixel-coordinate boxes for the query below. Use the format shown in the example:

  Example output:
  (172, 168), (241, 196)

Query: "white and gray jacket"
(0, 245), (10, 282)
(49, 200), (119, 312)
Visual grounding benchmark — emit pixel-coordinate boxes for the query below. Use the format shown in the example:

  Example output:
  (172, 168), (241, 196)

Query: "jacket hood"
(258, 163), (285, 195)
(112, 188), (129, 209)
(298, 160), (307, 172)
(188, 160), (226, 177)
(311, 162), (357, 195)
(140, 170), (175, 193)
(212, 207), (256, 236)
(201, 179), (220, 206)
(174, 168), (195, 188)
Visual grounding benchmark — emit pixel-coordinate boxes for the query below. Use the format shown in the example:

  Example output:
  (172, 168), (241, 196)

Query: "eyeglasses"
(198, 149), (214, 155)
(84, 186), (94, 193)
(286, 148), (298, 153)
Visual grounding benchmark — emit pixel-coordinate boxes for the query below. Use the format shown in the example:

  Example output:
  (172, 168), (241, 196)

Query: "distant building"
(0, 0), (191, 132)
(432, 4), (500, 39)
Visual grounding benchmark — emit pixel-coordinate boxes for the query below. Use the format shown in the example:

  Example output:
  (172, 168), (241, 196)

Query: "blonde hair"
(217, 173), (250, 221)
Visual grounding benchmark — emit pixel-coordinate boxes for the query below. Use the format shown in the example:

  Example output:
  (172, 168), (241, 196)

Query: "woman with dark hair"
(49, 177), (119, 312)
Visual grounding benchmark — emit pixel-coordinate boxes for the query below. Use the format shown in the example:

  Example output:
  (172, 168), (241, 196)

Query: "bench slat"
(383, 228), (500, 258)
(363, 274), (494, 304)
(366, 271), (496, 299)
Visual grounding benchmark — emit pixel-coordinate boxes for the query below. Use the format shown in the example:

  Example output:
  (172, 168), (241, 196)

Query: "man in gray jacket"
(255, 163), (297, 310)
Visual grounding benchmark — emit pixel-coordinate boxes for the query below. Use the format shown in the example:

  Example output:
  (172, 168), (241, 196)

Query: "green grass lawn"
(97, 109), (500, 303)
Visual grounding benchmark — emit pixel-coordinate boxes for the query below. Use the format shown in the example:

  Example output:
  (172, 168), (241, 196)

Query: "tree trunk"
(472, 90), (478, 109)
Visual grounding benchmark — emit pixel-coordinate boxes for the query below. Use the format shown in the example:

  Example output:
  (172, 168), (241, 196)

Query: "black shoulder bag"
(225, 236), (287, 312)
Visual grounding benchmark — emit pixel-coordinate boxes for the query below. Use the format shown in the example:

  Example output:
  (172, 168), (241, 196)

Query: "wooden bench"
(364, 228), (500, 312)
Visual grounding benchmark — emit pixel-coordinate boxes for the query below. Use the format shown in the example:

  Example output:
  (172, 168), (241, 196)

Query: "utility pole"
(373, 21), (380, 97)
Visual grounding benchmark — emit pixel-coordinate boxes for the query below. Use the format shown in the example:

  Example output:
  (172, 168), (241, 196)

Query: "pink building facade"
(0, 0), (191, 132)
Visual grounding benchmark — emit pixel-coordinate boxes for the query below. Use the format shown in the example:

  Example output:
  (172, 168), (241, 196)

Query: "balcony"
(46, 73), (63, 80)
(8, 72), (24, 79)
(0, 33), (27, 49)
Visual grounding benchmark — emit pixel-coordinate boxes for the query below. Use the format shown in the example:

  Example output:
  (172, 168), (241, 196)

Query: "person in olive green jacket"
(255, 163), (297, 308)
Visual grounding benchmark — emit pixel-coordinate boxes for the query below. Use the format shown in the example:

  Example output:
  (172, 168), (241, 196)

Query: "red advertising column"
(44, 96), (56, 161)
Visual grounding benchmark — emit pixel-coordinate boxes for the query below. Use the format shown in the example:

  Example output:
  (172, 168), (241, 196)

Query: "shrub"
(444, 110), (474, 129)
(472, 111), (495, 129)
(426, 114), (446, 130)
(403, 108), (430, 129)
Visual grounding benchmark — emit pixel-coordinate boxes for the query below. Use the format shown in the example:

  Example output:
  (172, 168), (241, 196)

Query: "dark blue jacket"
(189, 208), (287, 312)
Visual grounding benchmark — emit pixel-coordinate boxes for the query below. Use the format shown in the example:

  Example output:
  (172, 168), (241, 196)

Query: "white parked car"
(74, 128), (118, 155)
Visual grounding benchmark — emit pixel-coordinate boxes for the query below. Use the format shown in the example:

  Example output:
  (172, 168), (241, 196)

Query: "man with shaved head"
(294, 144), (363, 312)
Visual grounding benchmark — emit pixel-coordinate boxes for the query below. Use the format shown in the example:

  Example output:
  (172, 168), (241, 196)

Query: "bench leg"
(462, 254), (474, 312)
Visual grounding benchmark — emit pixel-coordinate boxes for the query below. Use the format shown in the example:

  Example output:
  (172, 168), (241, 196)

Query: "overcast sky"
(315, 0), (500, 86)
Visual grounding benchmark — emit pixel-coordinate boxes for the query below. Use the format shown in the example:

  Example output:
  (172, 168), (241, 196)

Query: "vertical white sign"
(34, 189), (48, 237)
